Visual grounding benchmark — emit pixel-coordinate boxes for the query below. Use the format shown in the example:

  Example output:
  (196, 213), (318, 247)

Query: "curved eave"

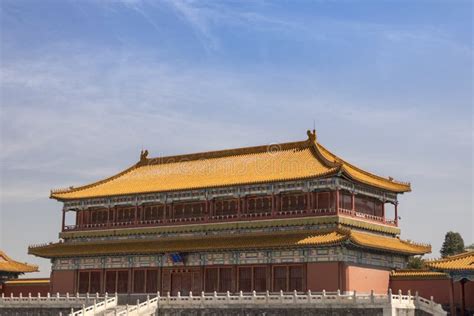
(315, 143), (411, 193)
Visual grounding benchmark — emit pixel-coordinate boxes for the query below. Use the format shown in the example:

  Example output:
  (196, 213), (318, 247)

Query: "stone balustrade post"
(398, 289), (402, 303)
(388, 288), (392, 303)
(370, 290), (374, 304)
(93, 299), (97, 314)
(147, 295), (150, 309)
(81, 304), (86, 316)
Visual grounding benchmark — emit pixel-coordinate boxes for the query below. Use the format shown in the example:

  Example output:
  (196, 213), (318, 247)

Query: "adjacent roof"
(50, 131), (410, 200)
(3, 278), (50, 285)
(426, 251), (474, 271)
(28, 228), (430, 259)
(0, 250), (38, 274)
(390, 270), (449, 280)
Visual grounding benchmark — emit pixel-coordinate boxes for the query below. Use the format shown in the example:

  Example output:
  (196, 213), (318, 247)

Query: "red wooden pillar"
(107, 206), (111, 228)
(163, 202), (167, 223)
(237, 196), (241, 219)
(394, 202), (399, 226)
(335, 189), (340, 215)
(61, 209), (66, 231)
(449, 278), (455, 316)
(271, 193), (276, 217)
(460, 279), (466, 316)
(382, 202), (386, 223)
(351, 193), (355, 215)
(205, 199), (210, 222)
(134, 204), (138, 225)
(305, 191), (311, 212)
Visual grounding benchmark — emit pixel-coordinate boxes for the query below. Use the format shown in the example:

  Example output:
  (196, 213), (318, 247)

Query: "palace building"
(29, 130), (431, 295)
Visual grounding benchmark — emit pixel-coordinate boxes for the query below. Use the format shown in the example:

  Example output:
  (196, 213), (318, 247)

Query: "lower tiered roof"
(28, 228), (430, 258)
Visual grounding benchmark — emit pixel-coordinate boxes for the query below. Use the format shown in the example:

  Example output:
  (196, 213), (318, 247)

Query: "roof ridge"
(142, 140), (311, 166)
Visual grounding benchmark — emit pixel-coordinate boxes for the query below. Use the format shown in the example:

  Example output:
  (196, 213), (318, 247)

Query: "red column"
(107, 206), (111, 228)
(205, 199), (210, 222)
(395, 202), (398, 226)
(271, 193), (276, 217)
(163, 202), (167, 223)
(461, 279), (466, 316)
(335, 189), (340, 215)
(237, 196), (241, 219)
(306, 192), (311, 212)
(134, 204), (138, 225)
(61, 209), (66, 231)
(449, 278), (455, 316)
(382, 202), (386, 223)
(351, 193), (356, 215)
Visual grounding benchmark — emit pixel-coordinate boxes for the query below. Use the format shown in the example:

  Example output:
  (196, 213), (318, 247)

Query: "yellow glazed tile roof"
(349, 230), (431, 255)
(426, 251), (474, 271)
(50, 131), (410, 200)
(0, 250), (38, 273)
(316, 143), (411, 193)
(29, 229), (428, 258)
(390, 270), (449, 279)
(29, 230), (347, 258)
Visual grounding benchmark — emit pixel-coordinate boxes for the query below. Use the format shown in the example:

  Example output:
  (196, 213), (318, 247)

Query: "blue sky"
(0, 0), (472, 277)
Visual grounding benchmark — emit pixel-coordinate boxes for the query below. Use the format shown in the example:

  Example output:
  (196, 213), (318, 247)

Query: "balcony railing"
(62, 206), (397, 233)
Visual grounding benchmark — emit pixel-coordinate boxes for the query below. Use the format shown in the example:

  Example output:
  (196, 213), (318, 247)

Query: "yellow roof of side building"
(50, 131), (411, 200)
(28, 229), (430, 259)
(0, 250), (38, 273)
(426, 251), (474, 271)
(390, 270), (449, 280)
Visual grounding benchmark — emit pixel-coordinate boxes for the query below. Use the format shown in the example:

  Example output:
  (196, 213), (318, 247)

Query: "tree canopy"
(440, 231), (465, 258)
(407, 256), (426, 269)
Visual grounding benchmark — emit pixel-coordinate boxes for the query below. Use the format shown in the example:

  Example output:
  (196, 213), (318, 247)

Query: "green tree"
(440, 231), (465, 258)
(407, 256), (426, 269)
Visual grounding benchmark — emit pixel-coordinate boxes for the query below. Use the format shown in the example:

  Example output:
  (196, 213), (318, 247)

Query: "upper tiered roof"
(0, 250), (38, 274)
(51, 131), (411, 200)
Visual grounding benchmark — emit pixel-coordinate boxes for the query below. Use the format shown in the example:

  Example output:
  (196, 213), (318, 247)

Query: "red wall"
(1, 280), (50, 296)
(344, 264), (390, 294)
(390, 278), (474, 312)
(50, 270), (76, 294)
(306, 262), (343, 291)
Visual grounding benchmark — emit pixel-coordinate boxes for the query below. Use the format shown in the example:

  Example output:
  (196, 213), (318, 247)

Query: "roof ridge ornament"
(306, 129), (317, 142)
(140, 149), (149, 163)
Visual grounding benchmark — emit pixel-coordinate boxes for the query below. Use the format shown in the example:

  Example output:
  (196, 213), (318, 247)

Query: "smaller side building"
(1, 278), (50, 296)
(390, 251), (474, 315)
(0, 250), (41, 296)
